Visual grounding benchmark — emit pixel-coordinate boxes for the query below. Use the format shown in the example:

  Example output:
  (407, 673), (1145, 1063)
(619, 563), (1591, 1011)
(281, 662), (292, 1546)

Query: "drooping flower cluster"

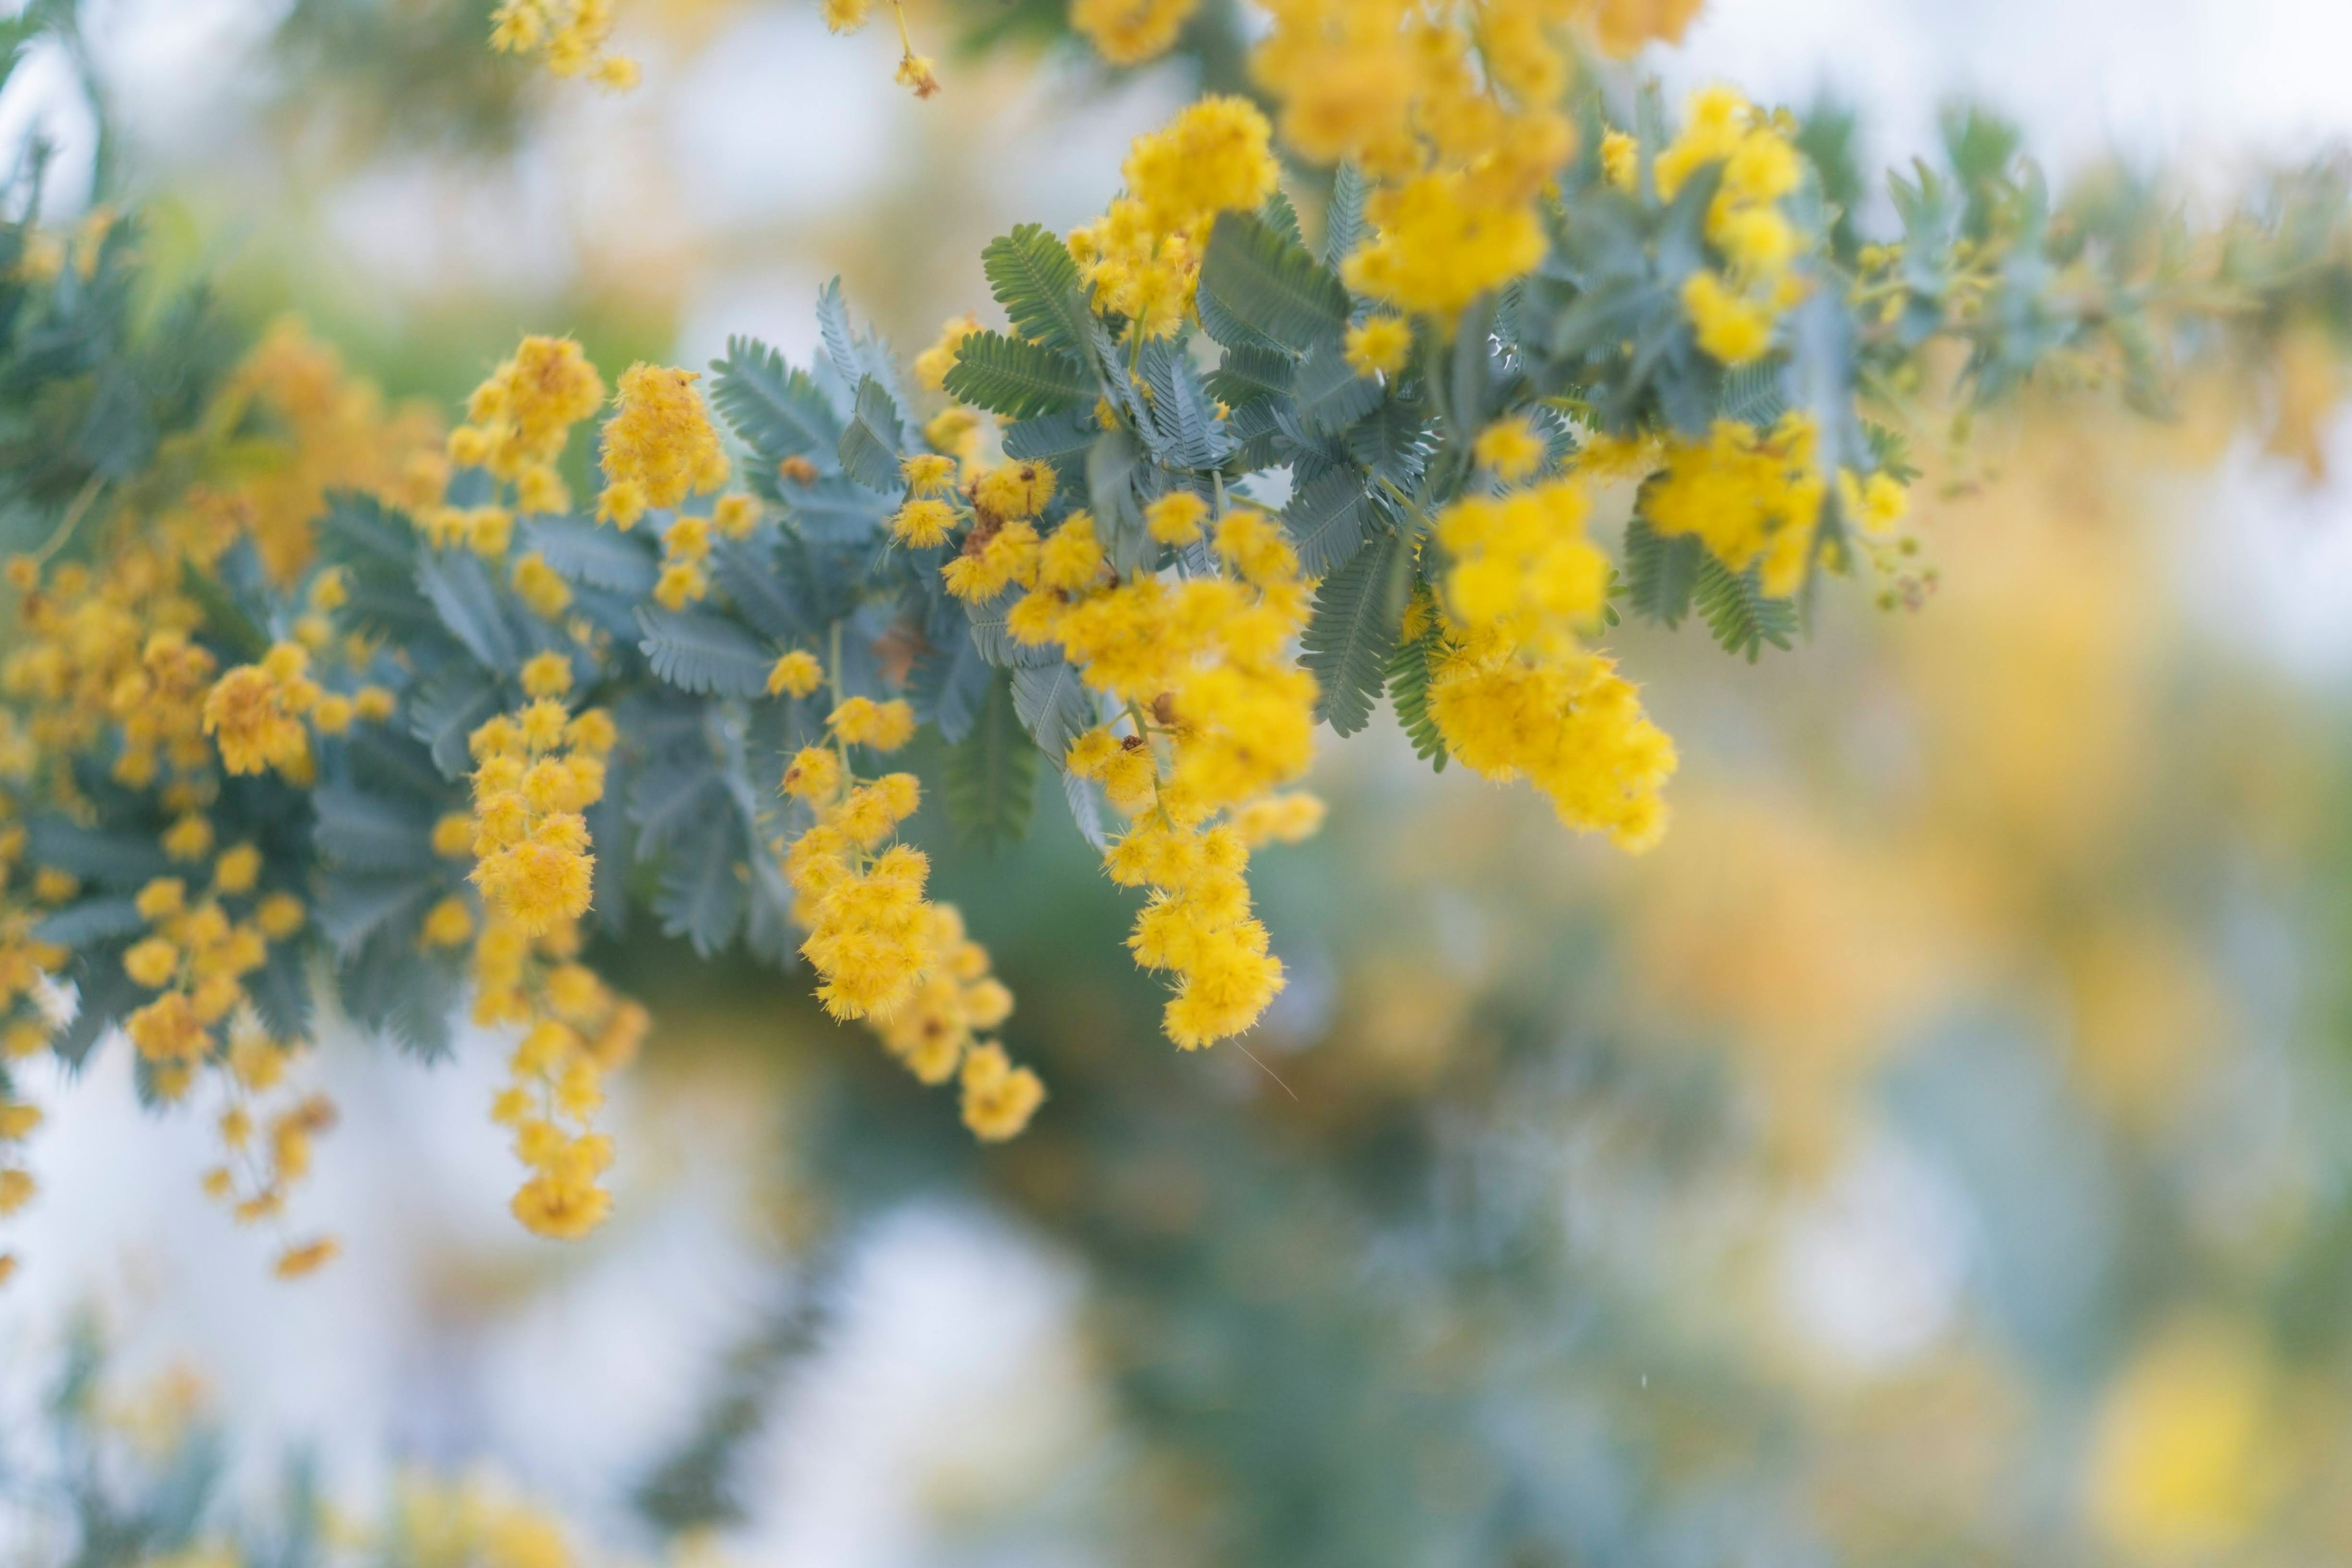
(448, 335), (608, 513)
(198, 1030), (341, 1280)
(962, 491), (1322, 1049)
(1069, 97), (1282, 338)
(451, 655), (643, 1239)
(778, 677), (1043, 1139)
(820, 0), (940, 98)
(1069, 0), (1199, 67)
(1643, 413), (1830, 598)
(116, 862), (336, 1273)
(465, 656), (607, 941)
(597, 364), (731, 530)
(1426, 480), (1679, 850)
(1251, 0), (1576, 317)
(214, 320), (450, 583)
(1645, 88), (1809, 366)
(7, 557), (219, 794)
(489, 0), (639, 89)
(0, 870), (48, 1286)
(1424, 617), (1679, 851)
(0, 329), (431, 1283)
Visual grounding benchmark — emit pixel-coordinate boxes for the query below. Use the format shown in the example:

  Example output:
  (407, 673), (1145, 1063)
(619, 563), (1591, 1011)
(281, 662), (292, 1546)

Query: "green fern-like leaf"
(1716, 358), (1790, 426)
(943, 670), (1039, 851)
(1205, 344), (1295, 408)
(415, 548), (523, 673)
(1324, 162), (1367, 269)
(1141, 347), (1234, 470)
(1011, 660), (1099, 756)
(942, 331), (1093, 421)
(637, 605), (775, 697)
(655, 810), (748, 959)
(408, 664), (503, 778)
(710, 335), (841, 470)
(29, 895), (146, 950)
(1282, 462), (1374, 578)
(835, 374), (905, 492)
(1621, 513), (1703, 627)
(1386, 622), (1449, 773)
(1864, 420), (1922, 483)
(312, 785), (437, 872)
(1303, 527), (1405, 735)
(981, 224), (1095, 355)
(1693, 553), (1800, 661)
(523, 516), (658, 596)
(1197, 212), (1352, 355)
(24, 816), (173, 888)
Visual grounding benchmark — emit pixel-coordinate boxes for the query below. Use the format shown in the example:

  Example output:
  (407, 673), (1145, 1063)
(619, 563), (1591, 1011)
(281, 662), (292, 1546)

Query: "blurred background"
(10, 0), (2352, 1562)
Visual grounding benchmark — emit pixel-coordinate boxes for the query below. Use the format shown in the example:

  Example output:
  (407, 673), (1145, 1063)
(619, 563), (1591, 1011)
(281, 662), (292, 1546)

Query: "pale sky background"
(6, 1), (2352, 1561)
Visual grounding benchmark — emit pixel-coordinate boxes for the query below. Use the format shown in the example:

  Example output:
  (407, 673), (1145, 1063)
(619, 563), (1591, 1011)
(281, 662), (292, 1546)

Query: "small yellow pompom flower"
(1344, 317), (1413, 379)
(421, 896), (477, 948)
(829, 696), (918, 752)
(213, 845), (262, 895)
(960, 1042), (1046, 1140)
(971, 461), (1057, 521)
(767, 650), (824, 699)
(520, 652), (574, 699)
(892, 499), (957, 549)
(902, 453), (957, 494)
(1473, 417), (1547, 482)
(1145, 491), (1209, 545)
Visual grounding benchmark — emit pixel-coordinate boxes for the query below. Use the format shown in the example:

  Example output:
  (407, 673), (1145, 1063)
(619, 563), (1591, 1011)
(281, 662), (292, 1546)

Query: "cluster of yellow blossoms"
(117, 864), (331, 1273)
(1070, 0), (1198, 67)
(0, 832), (46, 1284)
(489, 0), (639, 89)
(450, 654), (643, 1238)
(0, 311), (448, 1286)
(779, 682), (1042, 1138)
(956, 487), (1321, 1048)
(1069, 97), (1281, 338)
(1635, 413), (1911, 599)
(212, 321), (450, 584)
(1429, 477), (1677, 849)
(1252, 0), (1572, 316)
(598, 363), (731, 529)
(1645, 414), (1827, 598)
(204, 642), (333, 782)
(1613, 88), (1810, 366)
(820, 0), (940, 98)
(198, 1033), (340, 1280)
(6, 554), (218, 794)
(450, 335), (607, 516)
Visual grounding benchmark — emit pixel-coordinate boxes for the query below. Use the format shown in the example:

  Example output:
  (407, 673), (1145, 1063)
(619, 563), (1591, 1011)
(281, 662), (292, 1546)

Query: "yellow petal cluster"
(1069, 98), (1281, 339)
(597, 364), (731, 529)
(488, 0), (639, 88)
(447, 336), (607, 507)
(1435, 478), (1609, 656)
(466, 696), (609, 940)
(1645, 413), (1827, 597)
(1023, 505), (1322, 1050)
(7, 557), (217, 792)
(1427, 630), (1677, 851)
(1254, 0), (1575, 317)
(1069, 0), (1199, 66)
(776, 676), (1045, 1138)
(1651, 89), (1807, 366)
(203, 643), (319, 780)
